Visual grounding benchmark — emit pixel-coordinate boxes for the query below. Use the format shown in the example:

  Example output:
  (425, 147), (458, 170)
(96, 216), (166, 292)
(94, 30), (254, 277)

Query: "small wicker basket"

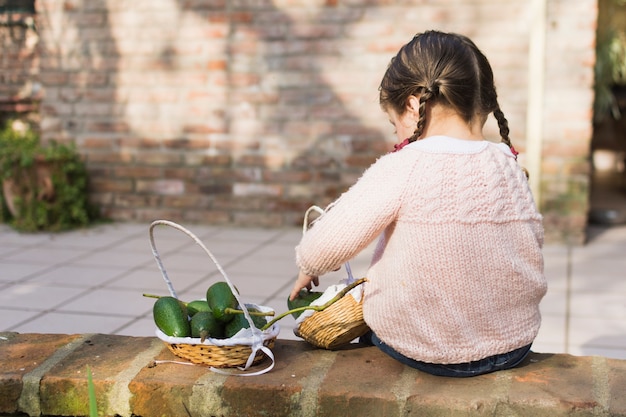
(294, 206), (370, 349)
(149, 220), (279, 370)
(163, 338), (275, 367)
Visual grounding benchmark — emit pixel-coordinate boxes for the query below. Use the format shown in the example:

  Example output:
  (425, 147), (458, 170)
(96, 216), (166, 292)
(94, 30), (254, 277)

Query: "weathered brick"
(39, 335), (156, 416)
(0, 333), (82, 414)
(89, 178), (134, 193)
(134, 152), (182, 166)
(134, 208), (185, 222)
(162, 137), (212, 150)
(114, 166), (162, 179)
(85, 151), (134, 164)
(1, 334), (625, 417)
(317, 347), (406, 417)
(183, 209), (231, 224)
(136, 179), (185, 195)
(232, 211), (284, 227)
(607, 358), (626, 416)
(114, 193), (162, 208)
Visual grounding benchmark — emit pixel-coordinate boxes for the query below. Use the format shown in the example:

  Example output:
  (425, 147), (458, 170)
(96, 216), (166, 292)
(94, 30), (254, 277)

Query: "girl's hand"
(289, 270), (319, 301)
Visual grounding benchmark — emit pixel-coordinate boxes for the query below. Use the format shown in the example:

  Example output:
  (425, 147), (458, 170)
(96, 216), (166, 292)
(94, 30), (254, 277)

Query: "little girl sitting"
(289, 30), (547, 377)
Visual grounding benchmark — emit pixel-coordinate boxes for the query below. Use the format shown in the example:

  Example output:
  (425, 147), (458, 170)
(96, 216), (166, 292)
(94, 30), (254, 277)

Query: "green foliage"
(595, 29), (626, 120)
(86, 366), (99, 417)
(594, 0), (626, 121)
(0, 120), (99, 232)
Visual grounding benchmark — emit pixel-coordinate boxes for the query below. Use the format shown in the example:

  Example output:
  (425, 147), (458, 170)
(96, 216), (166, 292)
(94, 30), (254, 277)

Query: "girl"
(289, 30), (547, 377)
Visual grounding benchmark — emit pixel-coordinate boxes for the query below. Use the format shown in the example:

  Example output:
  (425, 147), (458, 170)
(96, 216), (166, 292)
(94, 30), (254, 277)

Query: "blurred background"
(1, 0), (624, 243)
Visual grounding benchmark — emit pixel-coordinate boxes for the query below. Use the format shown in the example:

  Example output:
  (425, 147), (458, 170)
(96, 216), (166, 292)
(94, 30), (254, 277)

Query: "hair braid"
(493, 107), (511, 148)
(494, 106), (529, 178)
(410, 88), (433, 142)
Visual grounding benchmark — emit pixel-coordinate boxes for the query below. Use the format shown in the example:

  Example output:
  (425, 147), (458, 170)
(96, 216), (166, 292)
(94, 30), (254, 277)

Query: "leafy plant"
(594, 0), (626, 121)
(595, 29), (626, 121)
(0, 120), (99, 232)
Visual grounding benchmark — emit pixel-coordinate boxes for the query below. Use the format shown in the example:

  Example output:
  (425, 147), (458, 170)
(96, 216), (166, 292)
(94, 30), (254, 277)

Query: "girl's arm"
(295, 152), (411, 278)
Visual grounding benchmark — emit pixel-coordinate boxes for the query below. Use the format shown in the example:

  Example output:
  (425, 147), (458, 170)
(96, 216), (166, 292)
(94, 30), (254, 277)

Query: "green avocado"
(186, 299), (211, 316)
(153, 296), (191, 337)
(190, 311), (224, 341)
(224, 308), (268, 338)
(206, 282), (238, 323)
(287, 289), (324, 319)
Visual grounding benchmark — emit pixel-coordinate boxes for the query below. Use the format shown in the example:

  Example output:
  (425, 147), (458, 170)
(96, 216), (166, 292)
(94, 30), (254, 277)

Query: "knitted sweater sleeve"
(296, 152), (410, 276)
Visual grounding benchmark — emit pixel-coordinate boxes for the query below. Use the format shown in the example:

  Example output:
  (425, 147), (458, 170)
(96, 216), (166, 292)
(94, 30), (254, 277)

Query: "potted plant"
(0, 119), (98, 232)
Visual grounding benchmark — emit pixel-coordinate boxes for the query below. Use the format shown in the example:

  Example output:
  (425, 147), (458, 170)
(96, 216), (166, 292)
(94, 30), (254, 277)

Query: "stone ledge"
(0, 332), (625, 417)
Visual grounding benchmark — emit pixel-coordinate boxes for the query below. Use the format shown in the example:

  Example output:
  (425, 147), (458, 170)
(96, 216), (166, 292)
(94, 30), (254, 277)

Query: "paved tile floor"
(1, 221), (625, 360)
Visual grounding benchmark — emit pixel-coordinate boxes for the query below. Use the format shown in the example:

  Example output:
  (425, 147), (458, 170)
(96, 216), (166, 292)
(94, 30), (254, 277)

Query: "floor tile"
(149, 246), (242, 275)
(542, 246), (569, 291)
(568, 292), (626, 319)
(24, 264), (127, 287)
(57, 288), (154, 317)
(0, 283), (86, 310)
(211, 227), (284, 242)
(569, 345), (626, 360)
(9, 311), (135, 335)
(0, 262), (53, 283)
(113, 315), (157, 338)
(39, 228), (142, 250)
(535, 314), (567, 345)
(106, 266), (213, 295)
(117, 234), (190, 255)
(0, 227), (52, 246)
(226, 256), (298, 277)
(0, 308), (44, 330)
(71, 249), (154, 269)
(568, 317), (626, 352)
(1, 247), (86, 265)
(570, 259), (626, 292)
(539, 289), (567, 316)
(0, 244), (23, 258)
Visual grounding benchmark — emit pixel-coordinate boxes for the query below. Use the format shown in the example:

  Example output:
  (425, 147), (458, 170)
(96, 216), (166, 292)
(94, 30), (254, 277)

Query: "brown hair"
(379, 30), (514, 152)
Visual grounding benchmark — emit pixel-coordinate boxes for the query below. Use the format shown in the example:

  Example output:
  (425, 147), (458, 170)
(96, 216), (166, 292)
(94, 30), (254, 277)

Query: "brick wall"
(0, 6), (39, 124)
(0, 333), (626, 417)
(1, 333), (625, 416)
(29, 0), (597, 242)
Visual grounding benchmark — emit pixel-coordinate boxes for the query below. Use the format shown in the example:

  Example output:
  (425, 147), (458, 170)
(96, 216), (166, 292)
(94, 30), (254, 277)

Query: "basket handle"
(302, 205), (355, 283)
(302, 205), (324, 235)
(149, 220), (273, 374)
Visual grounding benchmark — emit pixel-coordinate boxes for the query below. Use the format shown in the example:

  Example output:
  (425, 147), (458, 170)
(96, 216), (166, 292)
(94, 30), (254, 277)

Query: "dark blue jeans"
(361, 331), (532, 378)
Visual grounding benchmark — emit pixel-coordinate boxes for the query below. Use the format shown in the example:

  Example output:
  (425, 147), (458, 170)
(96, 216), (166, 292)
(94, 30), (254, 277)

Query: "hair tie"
(426, 82), (439, 96)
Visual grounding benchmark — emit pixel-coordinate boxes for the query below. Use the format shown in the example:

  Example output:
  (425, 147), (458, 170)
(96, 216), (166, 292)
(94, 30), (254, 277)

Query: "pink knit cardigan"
(296, 136), (547, 364)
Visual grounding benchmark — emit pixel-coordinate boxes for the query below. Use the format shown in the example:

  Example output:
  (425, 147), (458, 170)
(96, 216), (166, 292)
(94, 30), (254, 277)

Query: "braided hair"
(379, 31), (517, 156)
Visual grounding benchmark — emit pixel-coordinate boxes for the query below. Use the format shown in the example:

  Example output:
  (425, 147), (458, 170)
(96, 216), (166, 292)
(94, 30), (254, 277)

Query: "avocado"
(224, 308), (268, 338)
(206, 282), (238, 323)
(190, 310), (224, 341)
(186, 299), (211, 316)
(287, 289), (324, 319)
(153, 296), (191, 337)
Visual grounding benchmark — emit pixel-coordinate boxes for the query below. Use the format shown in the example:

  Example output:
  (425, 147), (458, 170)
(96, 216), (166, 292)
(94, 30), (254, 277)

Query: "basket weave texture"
(296, 291), (369, 349)
(165, 338), (276, 367)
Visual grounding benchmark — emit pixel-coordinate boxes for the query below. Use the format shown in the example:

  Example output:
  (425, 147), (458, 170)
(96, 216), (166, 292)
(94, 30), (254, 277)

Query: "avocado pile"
(152, 282), (268, 341)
